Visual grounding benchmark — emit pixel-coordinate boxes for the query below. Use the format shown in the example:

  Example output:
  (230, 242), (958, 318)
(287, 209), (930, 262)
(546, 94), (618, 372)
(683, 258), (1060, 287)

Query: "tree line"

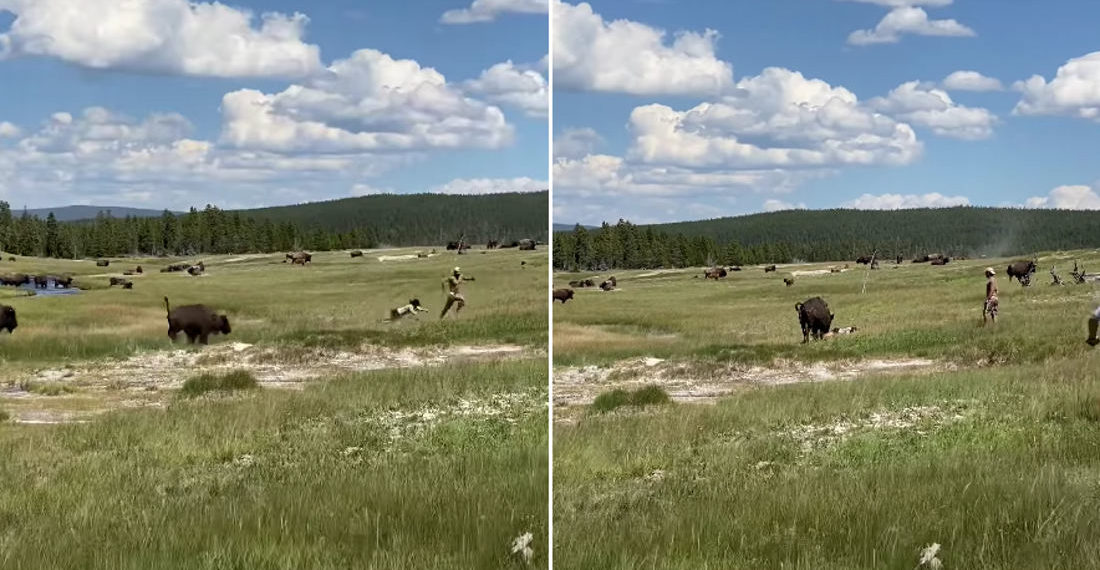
(553, 208), (1100, 271)
(0, 191), (548, 259)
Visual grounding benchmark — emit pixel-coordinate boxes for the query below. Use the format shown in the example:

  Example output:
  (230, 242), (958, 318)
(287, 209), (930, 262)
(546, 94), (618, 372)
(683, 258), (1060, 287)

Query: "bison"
(0, 305), (16, 333)
(856, 256), (873, 265)
(796, 297), (835, 343)
(33, 275), (49, 289)
(445, 241), (470, 251)
(164, 297), (231, 345)
(729, 266), (743, 272)
(518, 239), (536, 251)
(0, 274), (30, 287)
(783, 277), (794, 287)
(1006, 260), (1037, 286)
(96, 259), (110, 267)
(553, 288), (575, 303)
(187, 264), (205, 276)
(704, 267), (728, 280)
(350, 250), (364, 258)
(52, 275), (73, 288)
(486, 240), (500, 249)
(930, 257), (950, 266)
(161, 263), (190, 273)
(110, 277), (133, 289)
(764, 265), (777, 273)
(286, 252), (312, 265)
(599, 277), (617, 291)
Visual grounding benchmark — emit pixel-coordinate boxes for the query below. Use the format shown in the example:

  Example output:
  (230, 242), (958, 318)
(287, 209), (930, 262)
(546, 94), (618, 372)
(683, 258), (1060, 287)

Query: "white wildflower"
(511, 531), (533, 564)
(233, 454), (255, 467)
(919, 542), (943, 569)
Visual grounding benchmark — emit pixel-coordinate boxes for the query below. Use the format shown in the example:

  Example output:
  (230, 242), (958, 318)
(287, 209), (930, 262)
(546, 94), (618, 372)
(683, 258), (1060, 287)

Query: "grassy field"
(0, 246), (548, 567)
(554, 251), (1100, 569)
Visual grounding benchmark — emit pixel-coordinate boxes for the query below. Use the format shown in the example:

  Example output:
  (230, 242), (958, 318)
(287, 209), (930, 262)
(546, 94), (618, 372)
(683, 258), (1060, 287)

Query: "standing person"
(440, 266), (472, 319)
(1088, 303), (1100, 346)
(983, 267), (999, 326)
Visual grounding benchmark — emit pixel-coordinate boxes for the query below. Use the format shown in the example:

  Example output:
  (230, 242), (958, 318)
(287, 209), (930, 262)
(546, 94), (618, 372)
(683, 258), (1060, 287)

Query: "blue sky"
(0, 0), (548, 211)
(552, 0), (1100, 225)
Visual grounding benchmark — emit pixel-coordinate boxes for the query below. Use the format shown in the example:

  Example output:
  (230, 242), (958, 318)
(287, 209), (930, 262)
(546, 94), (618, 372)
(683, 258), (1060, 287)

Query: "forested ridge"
(0, 191), (547, 258)
(553, 207), (1100, 271)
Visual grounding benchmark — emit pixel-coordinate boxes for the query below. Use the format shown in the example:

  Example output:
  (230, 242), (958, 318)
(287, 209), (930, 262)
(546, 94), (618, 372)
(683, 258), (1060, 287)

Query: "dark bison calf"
(0, 305), (16, 333)
(350, 250), (364, 258)
(729, 266), (742, 272)
(164, 297), (231, 345)
(783, 277), (794, 287)
(764, 265), (777, 273)
(796, 297), (835, 343)
(553, 288), (575, 303)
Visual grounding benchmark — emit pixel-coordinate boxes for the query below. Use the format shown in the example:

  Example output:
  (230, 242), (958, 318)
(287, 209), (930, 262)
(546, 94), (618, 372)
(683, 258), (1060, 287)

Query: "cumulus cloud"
(838, 0), (953, 6)
(0, 106), (416, 210)
(844, 192), (970, 209)
(429, 176), (547, 195)
(553, 0), (734, 96)
(0, 121), (20, 138)
(626, 67), (922, 168)
(941, 70), (1003, 92)
(220, 49), (512, 153)
(847, 7), (975, 46)
(553, 127), (603, 158)
(0, 0), (322, 78)
(440, 0), (548, 24)
(464, 60), (548, 118)
(763, 199), (806, 211)
(1024, 185), (1100, 209)
(350, 183), (393, 196)
(869, 81), (997, 139)
(1013, 51), (1100, 121)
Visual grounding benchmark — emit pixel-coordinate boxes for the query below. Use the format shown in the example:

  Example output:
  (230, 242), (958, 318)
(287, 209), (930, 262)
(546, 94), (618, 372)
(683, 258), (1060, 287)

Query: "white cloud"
(0, 121), (20, 138)
(0, 0), (322, 78)
(869, 81), (997, 139)
(941, 70), (1003, 92)
(844, 192), (970, 209)
(350, 183), (393, 196)
(429, 176), (547, 195)
(440, 0), (548, 24)
(464, 60), (548, 118)
(553, 127), (603, 158)
(553, 0), (734, 96)
(763, 199), (806, 211)
(627, 67), (922, 168)
(1013, 51), (1100, 121)
(1024, 185), (1100, 209)
(838, 0), (953, 6)
(847, 7), (975, 46)
(220, 49), (513, 153)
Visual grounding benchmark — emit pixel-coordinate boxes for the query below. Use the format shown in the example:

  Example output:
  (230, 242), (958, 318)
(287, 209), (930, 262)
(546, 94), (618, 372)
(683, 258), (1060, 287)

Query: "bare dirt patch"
(554, 356), (950, 407)
(1, 342), (536, 424)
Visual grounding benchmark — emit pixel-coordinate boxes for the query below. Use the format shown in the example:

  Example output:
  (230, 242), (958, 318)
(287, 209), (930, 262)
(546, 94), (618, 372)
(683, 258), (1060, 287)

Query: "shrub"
(180, 370), (259, 398)
(592, 385), (671, 413)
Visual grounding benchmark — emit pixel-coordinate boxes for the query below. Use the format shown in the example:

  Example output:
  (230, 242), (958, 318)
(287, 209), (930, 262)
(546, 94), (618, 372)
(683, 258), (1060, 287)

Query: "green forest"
(552, 207), (1100, 270)
(0, 192), (547, 259)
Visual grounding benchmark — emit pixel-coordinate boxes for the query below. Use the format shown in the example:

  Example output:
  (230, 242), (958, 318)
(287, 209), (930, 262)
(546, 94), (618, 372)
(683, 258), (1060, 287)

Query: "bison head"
(218, 315), (232, 335)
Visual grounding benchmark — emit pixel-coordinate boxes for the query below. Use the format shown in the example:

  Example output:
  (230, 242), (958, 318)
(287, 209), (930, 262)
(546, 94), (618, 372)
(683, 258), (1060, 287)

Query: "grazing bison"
(783, 277), (794, 287)
(729, 266), (742, 272)
(569, 279), (597, 288)
(599, 277), (617, 291)
(0, 274), (30, 287)
(164, 297), (231, 345)
(52, 275), (73, 288)
(0, 305), (16, 333)
(33, 275), (49, 289)
(445, 241), (470, 251)
(1006, 260), (1037, 286)
(913, 253), (943, 264)
(930, 257), (950, 266)
(161, 263), (190, 273)
(110, 277), (133, 288)
(795, 297), (835, 343)
(553, 288), (575, 303)
(856, 256), (873, 265)
(96, 259), (110, 267)
(350, 250), (364, 258)
(764, 265), (777, 273)
(518, 239), (536, 251)
(486, 240), (500, 249)
(704, 267), (727, 280)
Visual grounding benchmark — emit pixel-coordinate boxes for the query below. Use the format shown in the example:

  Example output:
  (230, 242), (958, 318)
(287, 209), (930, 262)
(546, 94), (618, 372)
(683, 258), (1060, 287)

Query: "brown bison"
(729, 266), (742, 272)
(161, 263), (190, 273)
(110, 277), (133, 289)
(0, 274), (30, 287)
(286, 252), (312, 265)
(796, 297), (835, 343)
(350, 250), (364, 258)
(704, 267), (727, 280)
(783, 277), (794, 287)
(164, 297), (231, 344)
(599, 276), (617, 291)
(0, 305), (16, 333)
(930, 257), (950, 266)
(96, 259), (110, 267)
(764, 265), (777, 273)
(33, 275), (49, 289)
(52, 275), (73, 288)
(856, 256), (873, 265)
(518, 239), (537, 251)
(486, 240), (500, 249)
(553, 288), (575, 303)
(1006, 260), (1037, 286)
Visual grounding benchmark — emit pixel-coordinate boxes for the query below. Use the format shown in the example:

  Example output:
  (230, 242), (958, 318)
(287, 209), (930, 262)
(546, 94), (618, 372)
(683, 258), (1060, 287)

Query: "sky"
(0, 0), (548, 211)
(552, 0), (1100, 225)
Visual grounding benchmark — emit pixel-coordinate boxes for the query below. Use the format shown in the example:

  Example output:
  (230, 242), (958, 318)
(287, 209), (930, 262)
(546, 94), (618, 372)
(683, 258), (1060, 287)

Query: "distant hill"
(553, 207), (1100, 270)
(24, 205), (177, 221)
(553, 223), (596, 231)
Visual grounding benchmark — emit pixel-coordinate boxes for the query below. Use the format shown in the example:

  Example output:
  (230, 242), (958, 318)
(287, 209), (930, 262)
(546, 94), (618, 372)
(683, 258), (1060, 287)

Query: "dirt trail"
(554, 356), (950, 406)
(3, 342), (534, 424)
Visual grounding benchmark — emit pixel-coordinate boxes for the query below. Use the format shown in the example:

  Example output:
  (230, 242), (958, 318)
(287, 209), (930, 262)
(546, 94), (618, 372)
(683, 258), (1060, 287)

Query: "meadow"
(0, 246), (548, 568)
(553, 250), (1100, 569)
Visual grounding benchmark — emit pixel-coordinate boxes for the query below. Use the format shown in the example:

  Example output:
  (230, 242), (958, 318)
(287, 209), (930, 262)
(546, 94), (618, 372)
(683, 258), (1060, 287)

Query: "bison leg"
(199, 332), (210, 345)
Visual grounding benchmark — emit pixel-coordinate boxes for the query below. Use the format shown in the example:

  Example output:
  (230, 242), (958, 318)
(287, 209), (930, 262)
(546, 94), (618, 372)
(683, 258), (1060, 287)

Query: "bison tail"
(794, 302), (803, 311)
(163, 296), (171, 316)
